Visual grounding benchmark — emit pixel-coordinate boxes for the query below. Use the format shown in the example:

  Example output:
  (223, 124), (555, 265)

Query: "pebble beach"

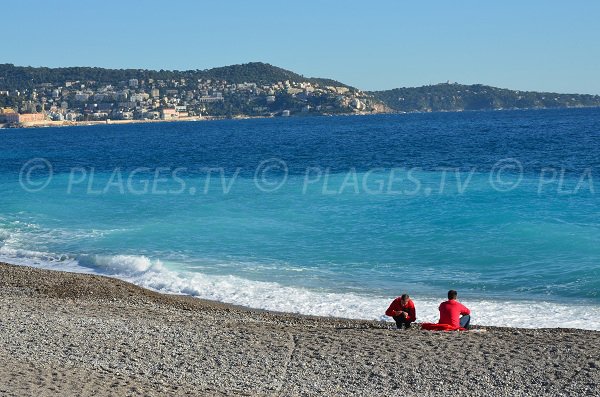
(0, 262), (599, 396)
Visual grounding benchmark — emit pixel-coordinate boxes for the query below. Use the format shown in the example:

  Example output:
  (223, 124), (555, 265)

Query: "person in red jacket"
(385, 294), (416, 329)
(438, 290), (471, 329)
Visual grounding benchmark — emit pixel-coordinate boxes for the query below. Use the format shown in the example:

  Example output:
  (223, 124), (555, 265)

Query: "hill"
(370, 83), (600, 112)
(0, 62), (348, 90)
(1, 63), (600, 122)
(198, 63), (347, 87)
(0, 63), (373, 121)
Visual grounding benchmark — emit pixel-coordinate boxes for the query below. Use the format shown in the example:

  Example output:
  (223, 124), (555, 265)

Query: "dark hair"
(448, 290), (458, 300)
(401, 294), (409, 300)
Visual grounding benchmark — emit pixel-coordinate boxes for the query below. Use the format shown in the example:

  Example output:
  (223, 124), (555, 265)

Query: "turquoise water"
(1, 109), (600, 329)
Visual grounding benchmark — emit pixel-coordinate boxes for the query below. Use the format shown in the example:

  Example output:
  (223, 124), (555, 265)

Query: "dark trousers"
(460, 315), (471, 329)
(393, 315), (413, 329)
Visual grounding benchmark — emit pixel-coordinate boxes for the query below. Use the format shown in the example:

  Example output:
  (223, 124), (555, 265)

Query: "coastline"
(1, 262), (598, 396)
(0, 111), (382, 130)
(2, 106), (599, 130)
(0, 115), (221, 129)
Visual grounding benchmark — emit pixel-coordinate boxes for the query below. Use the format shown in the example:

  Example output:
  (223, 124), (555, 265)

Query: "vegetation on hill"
(370, 83), (600, 112)
(0, 63), (347, 90)
(198, 63), (346, 87)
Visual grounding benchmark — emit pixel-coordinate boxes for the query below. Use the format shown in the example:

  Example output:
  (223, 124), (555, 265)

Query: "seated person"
(385, 294), (416, 329)
(438, 290), (471, 329)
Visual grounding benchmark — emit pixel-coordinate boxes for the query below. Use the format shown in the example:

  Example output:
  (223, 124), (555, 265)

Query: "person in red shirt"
(385, 294), (416, 329)
(438, 290), (471, 329)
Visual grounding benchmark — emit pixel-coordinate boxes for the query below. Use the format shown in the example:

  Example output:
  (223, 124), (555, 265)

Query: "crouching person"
(385, 294), (416, 329)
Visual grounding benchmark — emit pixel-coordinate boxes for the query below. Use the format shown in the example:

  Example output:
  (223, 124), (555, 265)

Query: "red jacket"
(385, 297), (416, 322)
(438, 299), (470, 328)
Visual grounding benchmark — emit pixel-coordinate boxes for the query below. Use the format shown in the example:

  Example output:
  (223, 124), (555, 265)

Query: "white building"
(74, 92), (90, 102)
(130, 93), (150, 102)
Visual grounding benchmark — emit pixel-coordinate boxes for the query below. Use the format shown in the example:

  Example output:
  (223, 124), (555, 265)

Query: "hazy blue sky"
(4, 1), (599, 93)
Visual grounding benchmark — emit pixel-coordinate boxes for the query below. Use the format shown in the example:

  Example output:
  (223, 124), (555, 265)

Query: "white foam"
(0, 246), (88, 274)
(0, 244), (599, 330)
(79, 254), (164, 275)
(127, 268), (600, 330)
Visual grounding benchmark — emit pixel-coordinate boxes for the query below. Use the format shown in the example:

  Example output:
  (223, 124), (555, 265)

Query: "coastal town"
(2, 62), (599, 128)
(0, 65), (385, 127)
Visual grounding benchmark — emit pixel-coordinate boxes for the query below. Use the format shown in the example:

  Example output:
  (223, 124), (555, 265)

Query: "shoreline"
(1, 261), (599, 396)
(0, 111), (379, 130)
(2, 255), (600, 330)
(0, 115), (222, 129)
(3, 106), (599, 130)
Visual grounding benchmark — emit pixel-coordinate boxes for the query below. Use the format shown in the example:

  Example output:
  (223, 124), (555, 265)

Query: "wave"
(0, 244), (599, 330)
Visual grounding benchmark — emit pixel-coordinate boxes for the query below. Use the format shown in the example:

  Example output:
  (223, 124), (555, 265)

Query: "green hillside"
(0, 62), (347, 90)
(371, 83), (600, 112)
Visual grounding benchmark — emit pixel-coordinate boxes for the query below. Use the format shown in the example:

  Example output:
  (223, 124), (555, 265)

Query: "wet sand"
(0, 262), (598, 396)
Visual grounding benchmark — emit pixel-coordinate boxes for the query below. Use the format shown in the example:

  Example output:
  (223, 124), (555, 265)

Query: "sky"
(3, 1), (600, 94)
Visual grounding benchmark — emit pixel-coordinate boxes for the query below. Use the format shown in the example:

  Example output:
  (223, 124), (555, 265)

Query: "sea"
(1, 108), (599, 330)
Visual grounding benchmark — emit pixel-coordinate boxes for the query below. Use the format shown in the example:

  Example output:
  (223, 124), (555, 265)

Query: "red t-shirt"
(385, 298), (416, 322)
(438, 299), (470, 328)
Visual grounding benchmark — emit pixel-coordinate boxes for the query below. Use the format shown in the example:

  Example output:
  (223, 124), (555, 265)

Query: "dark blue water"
(2, 109), (599, 175)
